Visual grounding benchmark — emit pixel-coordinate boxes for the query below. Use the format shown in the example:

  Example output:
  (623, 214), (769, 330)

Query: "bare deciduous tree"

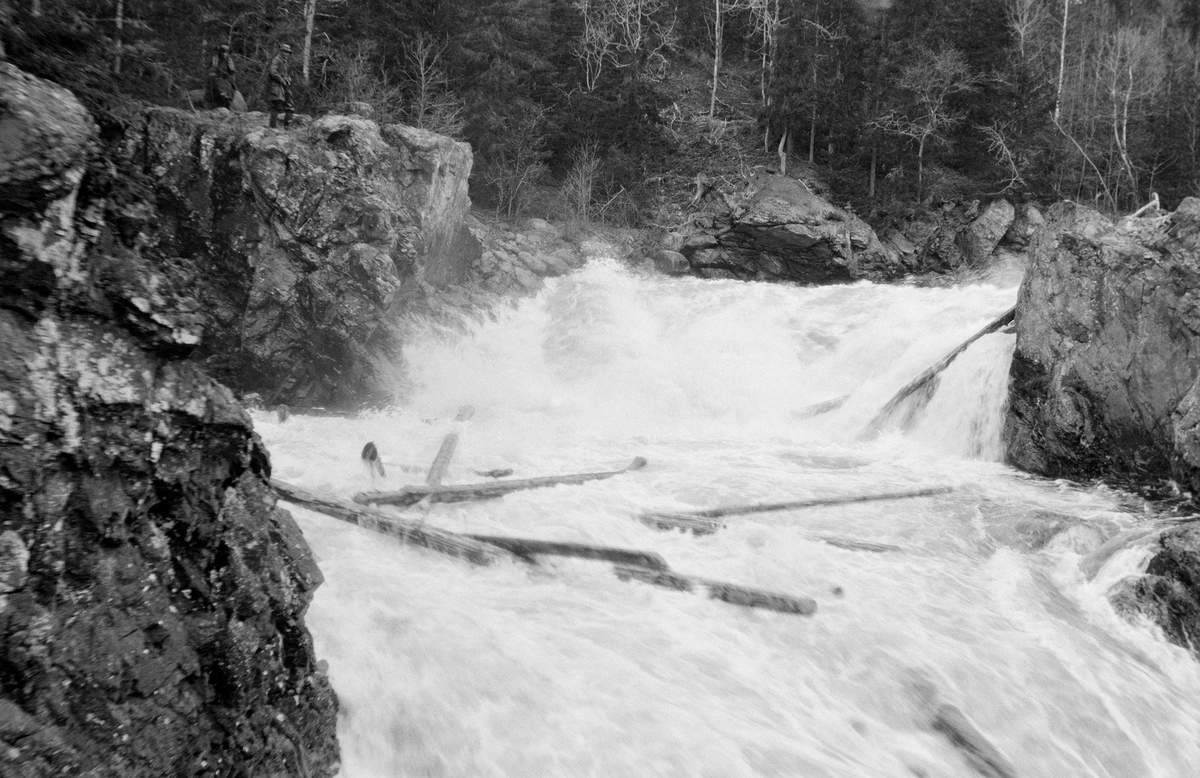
(573, 0), (676, 92)
(870, 47), (982, 198)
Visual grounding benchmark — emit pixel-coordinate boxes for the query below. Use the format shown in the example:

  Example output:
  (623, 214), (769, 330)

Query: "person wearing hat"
(207, 42), (237, 109)
(267, 42), (295, 129)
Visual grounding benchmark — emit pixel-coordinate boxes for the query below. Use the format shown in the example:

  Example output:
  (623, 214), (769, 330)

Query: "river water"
(255, 258), (1200, 778)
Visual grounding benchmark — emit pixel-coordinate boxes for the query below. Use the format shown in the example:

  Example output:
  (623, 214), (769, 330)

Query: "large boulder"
(683, 172), (901, 283)
(0, 64), (338, 777)
(1005, 199), (1200, 489)
(956, 198), (1015, 264)
(121, 108), (479, 406)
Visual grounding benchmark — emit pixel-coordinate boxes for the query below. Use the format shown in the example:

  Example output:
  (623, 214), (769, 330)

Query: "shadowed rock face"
(1, 63), (338, 777)
(121, 108), (479, 407)
(1004, 197), (1200, 659)
(1005, 199), (1200, 489)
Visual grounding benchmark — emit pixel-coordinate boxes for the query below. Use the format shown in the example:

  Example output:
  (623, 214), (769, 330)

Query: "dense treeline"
(5, 0), (1200, 217)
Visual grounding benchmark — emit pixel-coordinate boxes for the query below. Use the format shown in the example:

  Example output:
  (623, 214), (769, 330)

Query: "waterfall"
(259, 259), (1200, 778)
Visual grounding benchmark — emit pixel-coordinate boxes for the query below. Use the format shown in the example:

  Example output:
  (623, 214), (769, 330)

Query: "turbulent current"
(255, 258), (1200, 778)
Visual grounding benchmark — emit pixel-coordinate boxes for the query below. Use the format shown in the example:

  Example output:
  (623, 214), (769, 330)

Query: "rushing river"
(255, 258), (1200, 778)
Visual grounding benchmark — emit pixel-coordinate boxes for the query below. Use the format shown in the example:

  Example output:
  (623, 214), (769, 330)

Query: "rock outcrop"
(1, 63), (338, 777)
(874, 198), (1020, 273)
(1110, 525), (1200, 659)
(1005, 199), (1200, 490)
(121, 107), (479, 406)
(680, 172), (902, 282)
(468, 216), (585, 294)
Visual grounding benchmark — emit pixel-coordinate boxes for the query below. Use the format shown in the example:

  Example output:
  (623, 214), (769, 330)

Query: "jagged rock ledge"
(1, 63), (338, 776)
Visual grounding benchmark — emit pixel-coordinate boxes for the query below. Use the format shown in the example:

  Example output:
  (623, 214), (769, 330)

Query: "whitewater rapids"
(256, 258), (1200, 778)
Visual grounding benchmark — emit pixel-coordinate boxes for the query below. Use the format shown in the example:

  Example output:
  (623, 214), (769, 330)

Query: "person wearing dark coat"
(207, 44), (237, 109)
(267, 43), (295, 129)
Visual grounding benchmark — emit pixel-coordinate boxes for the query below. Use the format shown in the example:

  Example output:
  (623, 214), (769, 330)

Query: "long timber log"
(465, 536), (669, 570)
(355, 457), (649, 508)
(271, 479), (513, 566)
(274, 476), (819, 618)
(639, 486), (953, 535)
(613, 566), (817, 615)
(863, 306), (1016, 437)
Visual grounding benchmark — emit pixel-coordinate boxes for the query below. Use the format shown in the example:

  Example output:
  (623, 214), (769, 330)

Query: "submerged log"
(270, 479), (512, 566)
(797, 394), (849, 419)
(807, 535), (903, 553)
(613, 566), (817, 615)
(465, 536), (668, 570)
(931, 703), (1018, 778)
(639, 486), (953, 535)
(426, 405), (475, 486)
(863, 306), (1016, 437)
(355, 456), (649, 508)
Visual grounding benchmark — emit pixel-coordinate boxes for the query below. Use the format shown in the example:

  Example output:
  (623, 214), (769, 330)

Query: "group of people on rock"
(205, 41), (294, 129)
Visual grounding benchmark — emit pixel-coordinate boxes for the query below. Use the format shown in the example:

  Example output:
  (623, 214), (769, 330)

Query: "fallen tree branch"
(354, 457), (649, 508)
(613, 566), (817, 615)
(639, 487), (954, 535)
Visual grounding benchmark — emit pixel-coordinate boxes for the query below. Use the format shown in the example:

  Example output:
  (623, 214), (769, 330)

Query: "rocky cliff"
(1004, 198), (1200, 659)
(121, 107), (479, 407)
(1, 63), (338, 777)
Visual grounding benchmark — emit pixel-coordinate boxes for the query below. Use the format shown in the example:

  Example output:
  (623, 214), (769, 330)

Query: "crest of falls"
(259, 259), (1200, 778)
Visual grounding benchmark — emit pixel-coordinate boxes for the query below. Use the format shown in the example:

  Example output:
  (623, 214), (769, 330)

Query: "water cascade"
(259, 259), (1200, 778)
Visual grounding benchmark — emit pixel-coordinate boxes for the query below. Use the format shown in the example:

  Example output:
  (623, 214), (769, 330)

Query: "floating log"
(355, 456), (649, 508)
(426, 405), (475, 486)
(270, 479), (512, 566)
(638, 486), (953, 535)
(613, 566), (817, 615)
(862, 306), (1016, 438)
(464, 535), (668, 571)
(931, 703), (1018, 778)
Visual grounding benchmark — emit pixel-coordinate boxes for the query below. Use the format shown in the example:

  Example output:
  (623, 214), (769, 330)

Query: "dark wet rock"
(119, 108), (478, 406)
(1005, 199), (1200, 492)
(1110, 525), (1200, 658)
(681, 172), (900, 283)
(1, 64), (338, 778)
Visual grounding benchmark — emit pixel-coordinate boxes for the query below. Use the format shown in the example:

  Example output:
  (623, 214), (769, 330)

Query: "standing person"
(267, 43), (294, 129)
(207, 43), (237, 109)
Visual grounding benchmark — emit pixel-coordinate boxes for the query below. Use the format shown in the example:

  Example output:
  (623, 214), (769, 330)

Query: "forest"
(6, 0), (1200, 219)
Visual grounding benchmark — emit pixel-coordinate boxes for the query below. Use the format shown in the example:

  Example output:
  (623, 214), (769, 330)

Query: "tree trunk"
(709, 0), (722, 119)
(302, 0), (317, 86)
(1055, 0), (1069, 123)
(869, 144), (877, 199)
(777, 128), (788, 175)
(113, 0), (125, 75)
(808, 105), (816, 163)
